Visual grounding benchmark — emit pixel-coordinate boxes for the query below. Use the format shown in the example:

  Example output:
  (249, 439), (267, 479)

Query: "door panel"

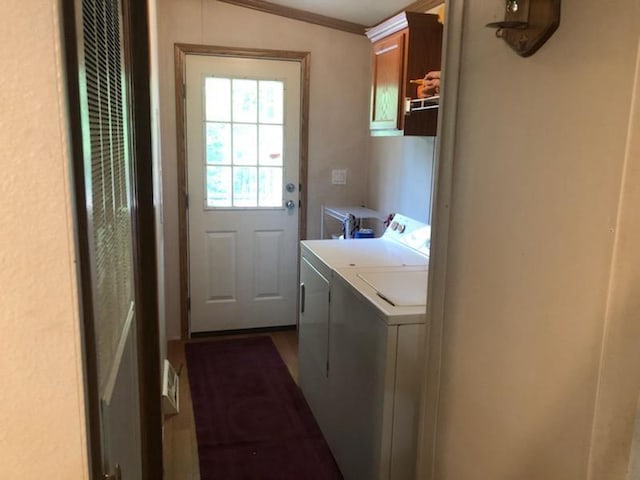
(68, 0), (143, 477)
(371, 31), (406, 130)
(186, 54), (301, 333)
(101, 313), (141, 479)
(254, 230), (285, 298)
(206, 232), (236, 301)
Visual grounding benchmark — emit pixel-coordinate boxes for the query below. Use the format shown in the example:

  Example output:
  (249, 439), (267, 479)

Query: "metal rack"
(320, 205), (384, 239)
(409, 95), (440, 112)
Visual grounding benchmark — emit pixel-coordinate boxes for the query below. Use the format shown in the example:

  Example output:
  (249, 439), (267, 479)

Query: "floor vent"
(162, 360), (179, 415)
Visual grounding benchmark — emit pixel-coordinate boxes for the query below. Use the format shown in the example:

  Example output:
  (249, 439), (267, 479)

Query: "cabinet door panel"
(370, 31), (406, 131)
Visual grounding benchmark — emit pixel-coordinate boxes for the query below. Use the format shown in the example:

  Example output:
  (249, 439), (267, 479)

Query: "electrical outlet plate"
(331, 169), (347, 185)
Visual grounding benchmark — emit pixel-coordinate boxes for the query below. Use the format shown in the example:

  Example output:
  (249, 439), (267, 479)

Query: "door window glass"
(204, 77), (285, 208)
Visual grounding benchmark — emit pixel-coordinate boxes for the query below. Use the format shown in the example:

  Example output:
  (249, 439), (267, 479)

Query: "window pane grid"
(204, 77), (284, 208)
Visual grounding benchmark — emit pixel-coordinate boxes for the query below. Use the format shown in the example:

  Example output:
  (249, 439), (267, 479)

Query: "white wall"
(148, 0), (167, 365)
(430, 1), (640, 479)
(157, 0), (372, 339)
(0, 0), (88, 478)
(587, 33), (640, 480)
(628, 394), (640, 479)
(368, 136), (435, 225)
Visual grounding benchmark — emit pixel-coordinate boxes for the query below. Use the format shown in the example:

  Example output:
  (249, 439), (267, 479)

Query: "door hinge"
(328, 290), (331, 303)
(299, 199), (302, 208)
(183, 82), (186, 98)
(185, 193), (189, 209)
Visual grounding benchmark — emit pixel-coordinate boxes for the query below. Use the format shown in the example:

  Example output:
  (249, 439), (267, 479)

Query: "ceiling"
(259, 0), (417, 27)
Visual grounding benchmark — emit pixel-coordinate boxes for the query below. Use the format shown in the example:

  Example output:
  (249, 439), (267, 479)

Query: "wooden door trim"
(415, 0), (464, 478)
(124, 0), (163, 477)
(175, 44), (311, 340)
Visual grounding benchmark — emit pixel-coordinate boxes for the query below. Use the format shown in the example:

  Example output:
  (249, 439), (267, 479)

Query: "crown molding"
(217, 0), (367, 35)
(404, 0), (444, 14)
(363, 0), (444, 36)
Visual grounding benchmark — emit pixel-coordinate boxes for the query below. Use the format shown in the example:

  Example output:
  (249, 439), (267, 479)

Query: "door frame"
(174, 44), (311, 339)
(415, 1), (464, 479)
(61, 0), (163, 478)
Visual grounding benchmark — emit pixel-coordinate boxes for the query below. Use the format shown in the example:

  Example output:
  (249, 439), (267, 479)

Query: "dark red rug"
(185, 336), (342, 480)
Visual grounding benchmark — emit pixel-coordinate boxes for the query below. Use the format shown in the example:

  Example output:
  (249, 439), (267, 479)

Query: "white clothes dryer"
(298, 214), (430, 480)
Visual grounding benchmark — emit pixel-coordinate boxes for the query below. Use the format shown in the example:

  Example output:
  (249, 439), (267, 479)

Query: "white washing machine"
(301, 213), (431, 271)
(299, 214), (430, 480)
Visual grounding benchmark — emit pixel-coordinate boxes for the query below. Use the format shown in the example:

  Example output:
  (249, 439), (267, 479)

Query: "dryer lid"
(357, 270), (428, 306)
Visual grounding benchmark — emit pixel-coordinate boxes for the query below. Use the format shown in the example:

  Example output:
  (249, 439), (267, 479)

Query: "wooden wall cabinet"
(366, 12), (443, 136)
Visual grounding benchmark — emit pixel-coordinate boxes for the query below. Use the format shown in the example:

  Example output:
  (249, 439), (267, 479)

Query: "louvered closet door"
(76, 0), (142, 477)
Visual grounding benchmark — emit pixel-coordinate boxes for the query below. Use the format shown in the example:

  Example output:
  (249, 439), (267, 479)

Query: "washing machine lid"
(301, 213), (431, 269)
(357, 270), (428, 306)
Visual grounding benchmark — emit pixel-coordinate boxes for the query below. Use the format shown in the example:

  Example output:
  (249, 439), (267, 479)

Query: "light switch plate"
(331, 169), (347, 185)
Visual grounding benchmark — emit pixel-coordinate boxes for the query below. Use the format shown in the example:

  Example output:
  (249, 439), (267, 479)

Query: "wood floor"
(162, 329), (300, 480)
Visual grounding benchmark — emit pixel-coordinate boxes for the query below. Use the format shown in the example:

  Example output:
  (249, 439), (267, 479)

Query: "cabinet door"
(298, 257), (331, 435)
(370, 30), (406, 132)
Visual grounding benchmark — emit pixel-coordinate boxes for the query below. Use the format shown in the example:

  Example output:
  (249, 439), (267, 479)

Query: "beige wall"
(0, 0), (88, 478)
(368, 136), (435, 225)
(157, 0), (372, 339)
(431, 1), (640, 479)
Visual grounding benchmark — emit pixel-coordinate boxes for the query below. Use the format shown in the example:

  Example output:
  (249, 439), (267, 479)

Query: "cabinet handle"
(300, 283), (306, 313)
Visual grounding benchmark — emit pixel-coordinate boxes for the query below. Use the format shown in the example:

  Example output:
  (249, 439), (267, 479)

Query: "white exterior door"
(186, 54), (301, 333)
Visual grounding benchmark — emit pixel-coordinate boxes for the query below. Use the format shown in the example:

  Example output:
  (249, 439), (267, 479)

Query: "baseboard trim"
(191, 324), (297, 339)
